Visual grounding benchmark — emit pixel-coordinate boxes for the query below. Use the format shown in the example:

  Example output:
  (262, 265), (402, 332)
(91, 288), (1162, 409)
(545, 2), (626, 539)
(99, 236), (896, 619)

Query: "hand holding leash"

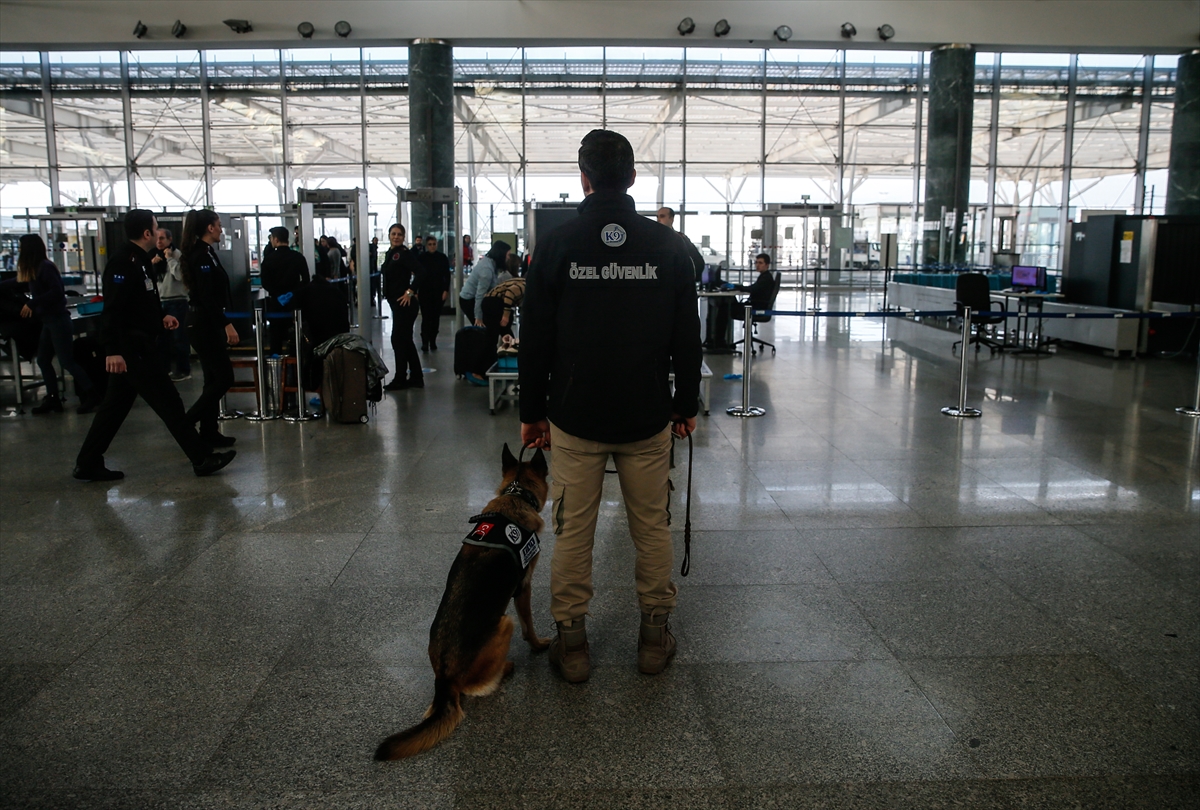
(521, 419), (551, 450)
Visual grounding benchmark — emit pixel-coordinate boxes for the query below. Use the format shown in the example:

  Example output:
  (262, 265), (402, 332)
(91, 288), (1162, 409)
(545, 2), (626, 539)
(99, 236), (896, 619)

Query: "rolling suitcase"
(322, 346), (370, 423)
(454, 325), (492, 377)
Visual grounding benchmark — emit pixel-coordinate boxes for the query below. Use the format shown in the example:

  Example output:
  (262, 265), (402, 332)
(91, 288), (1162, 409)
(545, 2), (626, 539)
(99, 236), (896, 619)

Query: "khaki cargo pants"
(548, 422), (677, 622)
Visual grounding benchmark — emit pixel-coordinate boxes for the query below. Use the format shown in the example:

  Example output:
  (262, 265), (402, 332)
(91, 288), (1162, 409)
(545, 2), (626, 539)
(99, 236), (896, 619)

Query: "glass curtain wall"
(0, 47), (1178, 270)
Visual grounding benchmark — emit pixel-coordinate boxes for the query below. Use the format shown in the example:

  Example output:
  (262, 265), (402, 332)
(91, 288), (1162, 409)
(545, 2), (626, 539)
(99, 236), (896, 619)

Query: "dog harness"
(464, 512), (540, 569)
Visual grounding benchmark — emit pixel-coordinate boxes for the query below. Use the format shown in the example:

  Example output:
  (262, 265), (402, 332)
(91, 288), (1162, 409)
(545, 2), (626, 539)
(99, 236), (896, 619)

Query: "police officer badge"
(601, 223), (627, 247)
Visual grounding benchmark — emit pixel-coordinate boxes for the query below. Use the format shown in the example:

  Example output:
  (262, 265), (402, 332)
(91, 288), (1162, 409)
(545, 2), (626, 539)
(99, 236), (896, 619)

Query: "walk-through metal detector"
(289, 188), (370, 338)
(36, 207), (126, 295)
(396, 187), (464, 325)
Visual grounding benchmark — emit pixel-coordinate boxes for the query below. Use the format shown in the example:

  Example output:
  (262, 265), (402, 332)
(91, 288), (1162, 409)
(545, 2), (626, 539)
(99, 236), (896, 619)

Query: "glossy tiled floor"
(2, 294), (1198, 808)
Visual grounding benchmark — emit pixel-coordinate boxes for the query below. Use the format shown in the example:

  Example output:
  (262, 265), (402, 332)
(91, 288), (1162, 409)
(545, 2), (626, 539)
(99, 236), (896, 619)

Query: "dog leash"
(678, 430), (693, 577)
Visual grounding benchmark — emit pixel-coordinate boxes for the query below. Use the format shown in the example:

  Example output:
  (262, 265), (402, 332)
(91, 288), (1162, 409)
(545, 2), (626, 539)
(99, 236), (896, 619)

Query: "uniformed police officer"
(74, 209), (236, 481)
(380, 223), (424, 390)
(520, 129), (702, 683)
(181, 209), (238, 448)
(260, 225), (310, 355)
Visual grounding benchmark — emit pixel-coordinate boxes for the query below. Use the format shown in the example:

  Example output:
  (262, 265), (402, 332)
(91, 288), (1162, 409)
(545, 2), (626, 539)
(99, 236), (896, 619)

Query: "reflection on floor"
(2, 301), (1197, 808)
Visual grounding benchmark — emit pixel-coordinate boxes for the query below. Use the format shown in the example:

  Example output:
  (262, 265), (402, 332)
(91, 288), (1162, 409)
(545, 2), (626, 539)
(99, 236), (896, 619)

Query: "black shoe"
(74, 465), (124, 482)
(430, 341), (438, 351)
(194, 450), (236, 477)
(407, 378), (425, 389)
(421, 344), (429, 352)
(205, 433), (237, 448)
(383, 378), (408, 392)
(77, 390), (102, 415)
(32, 396), (63, 415)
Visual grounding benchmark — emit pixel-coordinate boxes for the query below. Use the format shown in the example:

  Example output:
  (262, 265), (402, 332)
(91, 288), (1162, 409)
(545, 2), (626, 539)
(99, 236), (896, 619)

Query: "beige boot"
(550, 617), (590, 683)
(637, 611), (677, 675)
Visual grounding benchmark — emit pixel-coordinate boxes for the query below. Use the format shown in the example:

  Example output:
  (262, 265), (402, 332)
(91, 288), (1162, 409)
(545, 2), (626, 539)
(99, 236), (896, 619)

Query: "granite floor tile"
(904, 655), (1196, 778)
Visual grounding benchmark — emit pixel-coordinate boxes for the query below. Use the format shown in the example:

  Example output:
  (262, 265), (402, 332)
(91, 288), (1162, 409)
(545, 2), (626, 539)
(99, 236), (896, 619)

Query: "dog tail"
(374, 679), (464, 761)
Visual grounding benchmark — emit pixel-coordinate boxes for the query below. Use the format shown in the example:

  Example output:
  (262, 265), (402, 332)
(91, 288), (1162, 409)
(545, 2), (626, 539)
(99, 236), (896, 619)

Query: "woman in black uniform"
(181, 210), (238, 448)
(380, 223), (424, 390)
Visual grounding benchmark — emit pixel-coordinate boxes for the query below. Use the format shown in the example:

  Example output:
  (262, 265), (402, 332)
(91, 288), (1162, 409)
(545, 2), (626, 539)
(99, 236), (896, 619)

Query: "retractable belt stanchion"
(244, 308), (278, 421)
(727, 304), (766, 418)
(942, 306), (982, 418)
(1177, 349), (1200, 418)
(285, 310), (317, 423)
(218, 394), (242, 420)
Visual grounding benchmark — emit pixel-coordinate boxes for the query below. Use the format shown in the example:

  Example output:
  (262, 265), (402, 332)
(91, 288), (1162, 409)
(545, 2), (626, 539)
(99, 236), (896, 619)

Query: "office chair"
(952, 272), (1005, 355)
(732, 270), (781, 356)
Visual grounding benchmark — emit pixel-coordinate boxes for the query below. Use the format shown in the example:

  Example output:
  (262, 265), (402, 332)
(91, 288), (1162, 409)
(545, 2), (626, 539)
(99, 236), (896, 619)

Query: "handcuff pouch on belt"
(463, 512), (540, 569)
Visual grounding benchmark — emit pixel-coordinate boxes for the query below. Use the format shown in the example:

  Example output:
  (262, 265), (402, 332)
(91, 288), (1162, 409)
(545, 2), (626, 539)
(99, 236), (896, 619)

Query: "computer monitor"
(701, 265), (721, 287)
(1011, 265), (1046, 291)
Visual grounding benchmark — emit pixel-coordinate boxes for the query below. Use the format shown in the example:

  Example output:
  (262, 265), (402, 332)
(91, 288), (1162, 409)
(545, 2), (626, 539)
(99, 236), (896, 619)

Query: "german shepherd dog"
(374, 444), (552, 761)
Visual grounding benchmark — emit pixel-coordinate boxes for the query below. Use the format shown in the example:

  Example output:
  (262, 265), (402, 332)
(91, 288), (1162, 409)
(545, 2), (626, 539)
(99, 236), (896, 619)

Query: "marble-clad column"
(1166, 50), (1200, 216)
(409, 39), (455, 241)
(923, 44), (975, 264)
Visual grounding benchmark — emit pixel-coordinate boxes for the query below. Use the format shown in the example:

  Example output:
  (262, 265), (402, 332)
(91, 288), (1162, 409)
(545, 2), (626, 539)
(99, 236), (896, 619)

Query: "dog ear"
(529, 448), (548, 477)
(501, 443), (518, 474)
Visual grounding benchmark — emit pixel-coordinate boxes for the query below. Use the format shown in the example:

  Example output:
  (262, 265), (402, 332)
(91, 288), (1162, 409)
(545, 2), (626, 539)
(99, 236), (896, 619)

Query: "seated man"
(736, 252), (775, 317)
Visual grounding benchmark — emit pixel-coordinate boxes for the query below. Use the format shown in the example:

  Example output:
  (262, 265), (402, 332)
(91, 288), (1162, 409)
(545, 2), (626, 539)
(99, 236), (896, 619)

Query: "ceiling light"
(774, 25), (792, 42)
(171, 20), (187, 39)
(840, 22), (857, 38)
(297, 21), (315, 39)
(223, 19), (253, 34)
(132, 20), (148, 39)
(877, 24), (895, 41)
(677, 17), (695, 36)
(334, 20), (352, 38)
(714, 19), (731, 37)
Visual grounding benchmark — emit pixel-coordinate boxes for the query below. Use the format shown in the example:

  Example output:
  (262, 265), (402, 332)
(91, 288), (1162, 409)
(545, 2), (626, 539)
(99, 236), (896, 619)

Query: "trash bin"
(264, 356), (284, 418)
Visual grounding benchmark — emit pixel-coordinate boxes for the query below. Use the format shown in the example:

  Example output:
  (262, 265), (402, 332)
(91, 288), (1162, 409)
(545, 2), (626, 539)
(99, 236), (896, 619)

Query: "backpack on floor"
(322, 346), (370, 423)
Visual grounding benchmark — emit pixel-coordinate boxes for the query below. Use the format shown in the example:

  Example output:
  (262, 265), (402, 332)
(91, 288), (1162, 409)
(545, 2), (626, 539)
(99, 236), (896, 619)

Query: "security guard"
(520, 129), (702, 684)
(656, 205), (707, 283)
(74, 209), (236, 481)
(181, 209), (238, 448)
(380, 223), (424, 390)
(260, 226), (310, 355)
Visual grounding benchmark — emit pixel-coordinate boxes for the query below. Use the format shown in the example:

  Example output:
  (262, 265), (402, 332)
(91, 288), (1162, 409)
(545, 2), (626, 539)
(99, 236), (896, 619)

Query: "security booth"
(290, 188), (370, 337)
(396, 186), (463, 325)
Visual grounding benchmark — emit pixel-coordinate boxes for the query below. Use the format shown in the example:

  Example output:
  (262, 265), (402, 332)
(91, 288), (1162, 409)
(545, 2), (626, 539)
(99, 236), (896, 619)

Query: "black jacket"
(381, 244), (423, 304)
(678, 232), (706, 284)
(302, 277), (350, 347)
(260, 245), (309, 309)
(418, 249), (452, 300)
(101, 242), (165, 357)
(519, 190), (702, 443)
(184, 242), (232, 328)
(739, 270), (775, 310)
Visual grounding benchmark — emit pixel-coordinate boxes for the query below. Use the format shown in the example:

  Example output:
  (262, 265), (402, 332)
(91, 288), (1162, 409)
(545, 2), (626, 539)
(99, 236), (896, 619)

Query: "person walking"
(520, 129), (702, 684)
(12, 234), (101, 414)
(380, 223), (424, 390)
(153, 227), (190, 381)
(74, 209), (235, 481)
(417, 235), (451, 351)
(181, 210), (238, 450)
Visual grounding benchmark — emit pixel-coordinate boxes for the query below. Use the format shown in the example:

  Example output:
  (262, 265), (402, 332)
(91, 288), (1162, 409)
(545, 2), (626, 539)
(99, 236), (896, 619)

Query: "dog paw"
(528, 637), (552, 652)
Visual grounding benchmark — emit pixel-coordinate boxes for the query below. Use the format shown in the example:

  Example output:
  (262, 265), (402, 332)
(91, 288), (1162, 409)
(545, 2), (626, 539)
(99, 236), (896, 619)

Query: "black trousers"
(480, 297), (513, 351)
(389, 301), (422, 382)
(419, 296), (443, 347)
(76, 343), (206, 469)
(459, 296), (476, 325)
(185, 319), (235, 439)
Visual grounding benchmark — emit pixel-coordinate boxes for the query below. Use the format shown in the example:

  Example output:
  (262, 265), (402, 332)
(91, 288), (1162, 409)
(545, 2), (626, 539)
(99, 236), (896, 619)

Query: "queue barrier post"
(942, 305), (982, 419)
(244, 308), (279, 421)
(1177, 349), (1200, 418)
(285, 309), (317, 423)
(727, 304), (766, 418)
(218, 394), (242, 420)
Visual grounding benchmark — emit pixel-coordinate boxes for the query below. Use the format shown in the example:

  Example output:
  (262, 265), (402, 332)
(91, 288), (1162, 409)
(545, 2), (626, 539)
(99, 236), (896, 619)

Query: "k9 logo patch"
(505, 524), (522, 545)
(601, 223), (627, 247)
